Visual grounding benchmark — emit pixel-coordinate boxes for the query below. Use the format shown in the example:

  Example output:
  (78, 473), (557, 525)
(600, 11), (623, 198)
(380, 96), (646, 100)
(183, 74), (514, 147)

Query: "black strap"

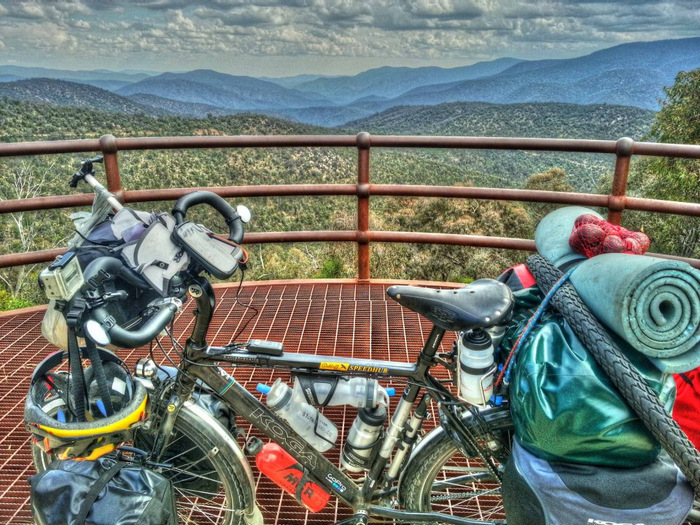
(67, 326), (87, 422)
(75, 460), (126, 525)
(84, 336), (115, 416)
(294, 468), (318, 503)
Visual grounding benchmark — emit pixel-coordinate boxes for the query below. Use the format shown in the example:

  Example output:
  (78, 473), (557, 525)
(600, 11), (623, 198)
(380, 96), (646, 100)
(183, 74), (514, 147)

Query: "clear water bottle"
(294, 374), (394, 408)
(458, 329), (496, 406)
(257, 379), (338, 452)
(341, 404), (387, 472)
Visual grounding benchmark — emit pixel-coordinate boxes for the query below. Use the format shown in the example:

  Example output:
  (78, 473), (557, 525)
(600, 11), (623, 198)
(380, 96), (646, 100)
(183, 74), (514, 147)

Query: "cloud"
(194, 5), (292, 26)
(4, 1), (46, 19)
(0, 0), (698, 75)
(401, 0), (485, 19)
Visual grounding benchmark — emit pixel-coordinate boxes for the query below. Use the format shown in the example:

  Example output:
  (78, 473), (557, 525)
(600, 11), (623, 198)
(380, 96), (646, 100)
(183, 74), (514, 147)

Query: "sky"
(1, 0), (700, 78)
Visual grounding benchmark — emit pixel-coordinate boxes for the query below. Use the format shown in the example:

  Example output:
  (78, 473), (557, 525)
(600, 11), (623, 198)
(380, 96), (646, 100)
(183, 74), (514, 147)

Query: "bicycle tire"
(32, 401), (254, 525)
(526, 253), (700, 498)
(401, 405), (513, 524)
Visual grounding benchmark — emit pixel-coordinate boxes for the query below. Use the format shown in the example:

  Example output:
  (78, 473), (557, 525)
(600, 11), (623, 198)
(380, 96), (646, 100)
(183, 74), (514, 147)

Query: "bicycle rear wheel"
(33, 401), (254, 525)
(401, 406), (513, 524)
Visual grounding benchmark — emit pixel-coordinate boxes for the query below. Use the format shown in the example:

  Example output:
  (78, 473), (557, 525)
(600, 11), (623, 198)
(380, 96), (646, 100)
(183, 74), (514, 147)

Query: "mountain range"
(1, 37), (699, 127)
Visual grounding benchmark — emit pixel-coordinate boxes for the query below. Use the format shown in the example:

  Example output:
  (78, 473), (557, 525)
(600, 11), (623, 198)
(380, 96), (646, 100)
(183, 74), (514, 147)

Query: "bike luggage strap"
(65, 297), (115, 420)
(496, 265), (578, 388)
(75, 460), (126, 525)
(66, 299), (88, 423)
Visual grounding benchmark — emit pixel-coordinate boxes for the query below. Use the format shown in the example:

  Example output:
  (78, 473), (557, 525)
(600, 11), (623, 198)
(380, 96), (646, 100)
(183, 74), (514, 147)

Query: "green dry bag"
(506, 287), (676, 468)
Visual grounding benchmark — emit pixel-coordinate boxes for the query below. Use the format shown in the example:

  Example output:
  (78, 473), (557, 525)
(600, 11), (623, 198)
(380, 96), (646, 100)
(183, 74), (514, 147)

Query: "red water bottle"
(255, 442), (330, 512)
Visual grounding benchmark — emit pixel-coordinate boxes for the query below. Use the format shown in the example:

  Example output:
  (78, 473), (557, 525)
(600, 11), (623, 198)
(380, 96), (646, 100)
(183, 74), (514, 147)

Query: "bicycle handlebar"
(89, 302), (177, 348)
(171, 191), (245, 244)
(80, 256), (178, 348)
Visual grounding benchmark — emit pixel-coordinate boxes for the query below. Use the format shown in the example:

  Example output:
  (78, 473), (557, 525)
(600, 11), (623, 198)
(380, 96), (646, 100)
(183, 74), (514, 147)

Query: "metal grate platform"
(0, 280), (459, 524)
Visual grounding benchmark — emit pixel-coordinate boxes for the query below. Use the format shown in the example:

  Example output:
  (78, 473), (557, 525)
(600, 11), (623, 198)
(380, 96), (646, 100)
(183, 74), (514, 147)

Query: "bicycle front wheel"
(33, 401), (255, 525)
(401, 406), (513, 524)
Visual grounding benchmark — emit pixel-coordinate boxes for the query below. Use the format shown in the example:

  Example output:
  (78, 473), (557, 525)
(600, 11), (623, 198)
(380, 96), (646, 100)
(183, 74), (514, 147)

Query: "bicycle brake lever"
(69, 156), (104, 187)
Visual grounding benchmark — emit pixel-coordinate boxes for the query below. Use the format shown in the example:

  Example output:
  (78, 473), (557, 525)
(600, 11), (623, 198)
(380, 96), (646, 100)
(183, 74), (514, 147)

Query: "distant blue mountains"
(1, 37), (699, 127)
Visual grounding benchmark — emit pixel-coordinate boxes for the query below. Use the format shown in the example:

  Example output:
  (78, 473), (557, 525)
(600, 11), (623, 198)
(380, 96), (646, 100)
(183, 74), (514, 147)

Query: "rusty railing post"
(356, 132), (371, 281)
(99, 134), (123, 203)
(607, 137), (634, 225)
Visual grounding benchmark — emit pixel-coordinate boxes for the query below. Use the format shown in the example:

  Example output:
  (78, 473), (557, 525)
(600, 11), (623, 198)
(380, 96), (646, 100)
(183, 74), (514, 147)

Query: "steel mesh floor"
(0, 280), (459, 524)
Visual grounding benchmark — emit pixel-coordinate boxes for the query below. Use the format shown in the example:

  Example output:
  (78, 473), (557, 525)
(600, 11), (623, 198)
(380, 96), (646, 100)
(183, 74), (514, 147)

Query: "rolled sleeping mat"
(534, 206), (604, 269)
(569, 253), (700, 373)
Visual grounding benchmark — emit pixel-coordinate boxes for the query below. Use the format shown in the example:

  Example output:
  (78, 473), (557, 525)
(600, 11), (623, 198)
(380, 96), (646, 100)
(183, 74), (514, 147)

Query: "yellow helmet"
(25, 348), (148, 460)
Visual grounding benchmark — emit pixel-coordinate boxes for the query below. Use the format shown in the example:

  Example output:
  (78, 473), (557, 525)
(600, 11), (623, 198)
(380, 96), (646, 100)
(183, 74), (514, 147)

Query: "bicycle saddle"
(386, 279), (514, 332)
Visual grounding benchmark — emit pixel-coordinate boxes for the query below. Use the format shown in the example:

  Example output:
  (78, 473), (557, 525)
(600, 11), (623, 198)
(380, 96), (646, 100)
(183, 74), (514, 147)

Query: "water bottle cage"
(313, 411), (336, 448)
(343, 429), (385, 469)
(293, 467), (318, 502)
(296, 374), (340, 407)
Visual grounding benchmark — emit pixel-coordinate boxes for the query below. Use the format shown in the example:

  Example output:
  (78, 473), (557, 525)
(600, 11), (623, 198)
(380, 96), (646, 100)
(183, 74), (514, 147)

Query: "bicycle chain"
(430, 490), (499, 502)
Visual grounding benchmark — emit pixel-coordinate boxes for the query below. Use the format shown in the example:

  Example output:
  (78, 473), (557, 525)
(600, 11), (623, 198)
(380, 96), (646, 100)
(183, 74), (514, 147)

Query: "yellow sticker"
(349, 365), (388, 374)
(320, 362), (349, 371)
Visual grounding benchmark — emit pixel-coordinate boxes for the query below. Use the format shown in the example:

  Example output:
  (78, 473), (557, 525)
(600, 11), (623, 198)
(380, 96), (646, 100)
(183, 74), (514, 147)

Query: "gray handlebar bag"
(119, 212), (190, 297)
(29, 455), (178, 525)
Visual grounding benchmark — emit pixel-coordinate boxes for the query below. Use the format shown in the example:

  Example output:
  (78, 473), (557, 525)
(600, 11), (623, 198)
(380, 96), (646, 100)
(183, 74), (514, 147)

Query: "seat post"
(418, 325), (446, 366)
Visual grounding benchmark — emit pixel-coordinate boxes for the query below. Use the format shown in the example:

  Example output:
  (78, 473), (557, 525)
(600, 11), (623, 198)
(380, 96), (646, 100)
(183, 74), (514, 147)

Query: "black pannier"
(29, 455), (178, 525)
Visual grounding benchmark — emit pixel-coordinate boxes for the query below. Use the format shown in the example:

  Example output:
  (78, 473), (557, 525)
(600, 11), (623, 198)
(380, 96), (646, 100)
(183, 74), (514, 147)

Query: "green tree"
(0, 159), (62, 305)
(625, 68), (700, 258)
(369, 188), (533, 283)
(523, 168), (576, 224)
(649, 69), (700, 144)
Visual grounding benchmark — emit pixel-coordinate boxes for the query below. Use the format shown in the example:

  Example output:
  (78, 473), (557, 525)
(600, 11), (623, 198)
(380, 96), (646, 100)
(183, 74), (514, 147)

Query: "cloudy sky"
(1, 0), (699, 78)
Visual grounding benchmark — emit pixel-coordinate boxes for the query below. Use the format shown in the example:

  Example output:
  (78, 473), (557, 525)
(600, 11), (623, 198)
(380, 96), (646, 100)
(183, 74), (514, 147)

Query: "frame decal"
(319, 362), (349, 371)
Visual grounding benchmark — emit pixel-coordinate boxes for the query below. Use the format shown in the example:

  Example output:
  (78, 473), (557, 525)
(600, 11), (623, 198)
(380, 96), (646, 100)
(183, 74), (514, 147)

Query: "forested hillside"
(0, 96), (673, 309)
(344, 102), (653, 139)
(344, 101), (654, 191)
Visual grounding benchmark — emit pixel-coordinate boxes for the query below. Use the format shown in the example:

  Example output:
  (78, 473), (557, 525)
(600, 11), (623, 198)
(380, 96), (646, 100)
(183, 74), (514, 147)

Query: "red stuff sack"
(569, 213), (650, 258)
(673, 369), (700, 449)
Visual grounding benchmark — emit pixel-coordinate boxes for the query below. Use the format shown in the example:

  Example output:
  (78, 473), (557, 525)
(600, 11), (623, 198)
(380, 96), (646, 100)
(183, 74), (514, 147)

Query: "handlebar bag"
(110, 208), (154, 243)
(172, 221), (243, 280)
(505, 287), (676, 468)
(502, 437), (693, 525)
(29, 455), (177, 525)
(120, 213), (190, 296)
(41, 212), (162, 350)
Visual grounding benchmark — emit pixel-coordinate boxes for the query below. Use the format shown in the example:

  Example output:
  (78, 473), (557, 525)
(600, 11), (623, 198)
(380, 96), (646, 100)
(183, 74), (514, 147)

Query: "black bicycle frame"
(191, 363), (363, 505)
(169, 279), (490, 522)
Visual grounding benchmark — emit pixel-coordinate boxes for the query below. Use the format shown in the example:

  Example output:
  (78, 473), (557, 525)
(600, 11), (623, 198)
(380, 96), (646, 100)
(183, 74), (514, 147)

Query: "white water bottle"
(341, 405), (387, 472)
(457, 329), (496, 406)
(293, 374), (394, 408)
(257, 379), (338, 452)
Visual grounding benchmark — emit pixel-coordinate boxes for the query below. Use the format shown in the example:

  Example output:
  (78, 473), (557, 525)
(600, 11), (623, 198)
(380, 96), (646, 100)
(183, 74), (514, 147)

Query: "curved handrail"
(1, 133), (699, 275)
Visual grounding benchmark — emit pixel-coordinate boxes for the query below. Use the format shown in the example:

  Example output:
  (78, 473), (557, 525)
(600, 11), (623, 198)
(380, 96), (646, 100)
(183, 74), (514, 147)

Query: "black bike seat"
(386, 279), (514, 332)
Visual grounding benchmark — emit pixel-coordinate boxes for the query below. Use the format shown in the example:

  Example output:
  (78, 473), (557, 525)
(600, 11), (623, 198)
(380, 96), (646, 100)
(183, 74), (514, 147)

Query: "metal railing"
(1, 133), (700, 277)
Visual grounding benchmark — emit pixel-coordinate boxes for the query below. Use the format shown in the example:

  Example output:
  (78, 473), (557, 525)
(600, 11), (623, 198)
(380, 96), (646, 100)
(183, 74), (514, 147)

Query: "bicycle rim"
(401, 407), (512, 523)
(135, 403), (247, 525)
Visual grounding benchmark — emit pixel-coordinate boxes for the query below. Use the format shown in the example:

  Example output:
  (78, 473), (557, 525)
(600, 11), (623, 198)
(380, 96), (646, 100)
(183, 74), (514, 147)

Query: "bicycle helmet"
(25, 348), (148, 460)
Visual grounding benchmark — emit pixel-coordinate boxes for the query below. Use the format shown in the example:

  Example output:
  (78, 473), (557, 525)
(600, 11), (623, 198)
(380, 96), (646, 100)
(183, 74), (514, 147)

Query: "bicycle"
(28, 157), (700, 525)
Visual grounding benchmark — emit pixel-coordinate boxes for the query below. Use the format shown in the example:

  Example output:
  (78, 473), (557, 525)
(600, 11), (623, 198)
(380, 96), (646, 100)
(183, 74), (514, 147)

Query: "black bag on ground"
(502, 438), (693, 525)
(29, 455), (177, 525)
